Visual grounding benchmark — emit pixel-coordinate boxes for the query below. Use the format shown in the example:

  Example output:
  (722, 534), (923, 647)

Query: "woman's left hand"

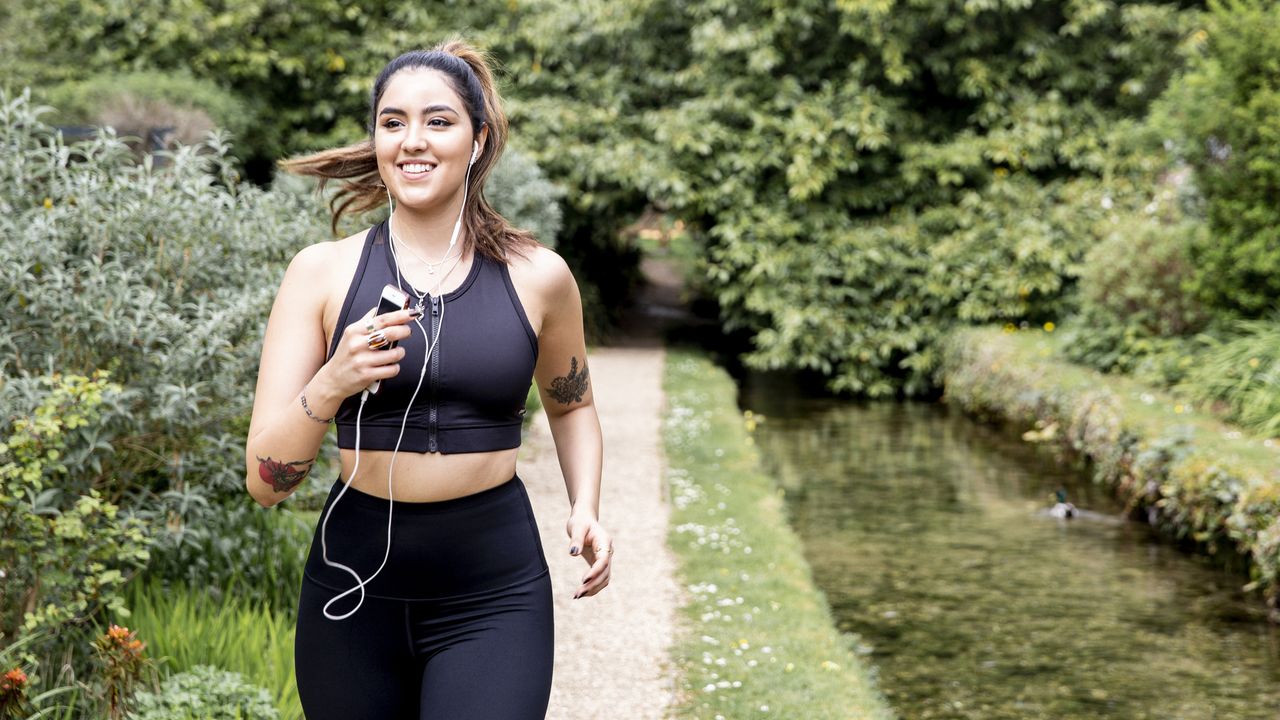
(566, 511), (613, 599)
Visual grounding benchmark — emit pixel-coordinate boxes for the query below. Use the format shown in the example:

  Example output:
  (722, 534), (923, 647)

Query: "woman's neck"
(388, 195), (467, 261)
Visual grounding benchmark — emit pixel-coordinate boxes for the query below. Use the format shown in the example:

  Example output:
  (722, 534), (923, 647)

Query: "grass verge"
(663, 347), (895, 719)
(941, 326), (1280, 614)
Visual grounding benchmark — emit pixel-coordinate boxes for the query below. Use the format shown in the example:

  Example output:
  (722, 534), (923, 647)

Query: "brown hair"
(277, 38), (540, 262)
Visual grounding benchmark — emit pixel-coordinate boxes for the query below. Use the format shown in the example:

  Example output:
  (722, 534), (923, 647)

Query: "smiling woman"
(249, 37), (613, 720)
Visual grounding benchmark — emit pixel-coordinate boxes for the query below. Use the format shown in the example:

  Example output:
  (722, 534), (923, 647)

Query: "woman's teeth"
(400, 163), (436, 176)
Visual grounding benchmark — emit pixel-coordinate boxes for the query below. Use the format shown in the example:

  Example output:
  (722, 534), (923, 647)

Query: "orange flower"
(1, 667), (27, 691)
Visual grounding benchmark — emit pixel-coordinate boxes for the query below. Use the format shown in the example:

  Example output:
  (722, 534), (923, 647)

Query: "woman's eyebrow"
(379, 104), (459, 117)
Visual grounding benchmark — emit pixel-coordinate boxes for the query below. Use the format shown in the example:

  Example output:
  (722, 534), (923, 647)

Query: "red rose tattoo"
(256, 456), (315, 493)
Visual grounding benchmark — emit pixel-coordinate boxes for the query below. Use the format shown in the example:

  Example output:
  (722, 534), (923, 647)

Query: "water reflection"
(740, 372), (1280, 719)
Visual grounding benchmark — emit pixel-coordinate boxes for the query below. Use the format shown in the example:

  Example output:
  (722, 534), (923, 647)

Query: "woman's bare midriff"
(337, 446), (521, 502)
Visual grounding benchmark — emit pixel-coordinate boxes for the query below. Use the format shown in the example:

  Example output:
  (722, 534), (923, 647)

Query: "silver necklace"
(388, 217), (461, 275)
(387, 227), (465, 315)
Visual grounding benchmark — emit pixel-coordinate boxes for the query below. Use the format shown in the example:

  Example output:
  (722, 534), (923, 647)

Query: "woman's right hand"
(317, 306), (422, 399)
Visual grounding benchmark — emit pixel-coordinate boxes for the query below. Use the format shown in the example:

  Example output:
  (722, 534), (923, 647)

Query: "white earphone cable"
(318, 144), (476, 620)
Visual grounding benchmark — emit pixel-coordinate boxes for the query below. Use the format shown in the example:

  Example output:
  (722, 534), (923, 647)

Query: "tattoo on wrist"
(549, 356), (590, 405)
(256, 455), (315, 493)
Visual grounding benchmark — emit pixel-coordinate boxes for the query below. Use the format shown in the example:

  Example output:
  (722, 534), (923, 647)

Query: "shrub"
(1151, 0), (1280, 316)
(0, 87), (332, 601)
(1059, 208), (1209, 380)
(39, 71), (252, 154)
(486, 147), (564, 248)
(0, 372), (152, 645)
(1078, 215), (1208, 338)
(130, 666), (279, 720)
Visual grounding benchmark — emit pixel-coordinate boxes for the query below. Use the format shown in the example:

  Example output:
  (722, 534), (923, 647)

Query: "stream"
(738, 371), (1280, 719)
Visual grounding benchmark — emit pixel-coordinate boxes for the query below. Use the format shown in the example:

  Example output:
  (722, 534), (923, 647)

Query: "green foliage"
(0, 372), (152, 643)
(1177, 319), (1280, 437)
(1151, 0), (1280, 316)
(123, 578), (298, 720)
(655, 0), (1198, 396)
(130, 666), (279, 720)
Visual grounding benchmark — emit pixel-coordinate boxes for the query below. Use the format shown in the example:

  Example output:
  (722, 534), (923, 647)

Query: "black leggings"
(294, 474), (554, 719)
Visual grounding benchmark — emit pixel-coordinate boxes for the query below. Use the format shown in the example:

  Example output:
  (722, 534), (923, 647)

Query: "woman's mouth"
(398, 162), (437, 180)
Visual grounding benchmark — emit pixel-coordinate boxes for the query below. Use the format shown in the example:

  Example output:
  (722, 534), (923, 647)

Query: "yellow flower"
(1174, 404), (1185, 414)
(42, 197), (53, 209)
(1043, 321), (1055, 332)
(1249, 357), (1260, 369)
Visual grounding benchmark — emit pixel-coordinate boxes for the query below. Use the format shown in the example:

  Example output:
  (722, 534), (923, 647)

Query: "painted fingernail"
(569, 546), (579, 555)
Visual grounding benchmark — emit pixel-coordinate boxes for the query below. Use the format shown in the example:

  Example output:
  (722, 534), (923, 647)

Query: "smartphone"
(367, 284), (411, 395)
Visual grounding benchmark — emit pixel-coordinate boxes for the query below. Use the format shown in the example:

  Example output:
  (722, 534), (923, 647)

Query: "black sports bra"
(327, 219), (539, 453)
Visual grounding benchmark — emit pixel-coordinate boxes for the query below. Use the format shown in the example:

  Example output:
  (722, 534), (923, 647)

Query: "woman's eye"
(428, 118), (451, 128)
(383, 119), (403, 129)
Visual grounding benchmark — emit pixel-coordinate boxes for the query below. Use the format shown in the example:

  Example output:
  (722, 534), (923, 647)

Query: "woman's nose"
(403, 122), (429, 151)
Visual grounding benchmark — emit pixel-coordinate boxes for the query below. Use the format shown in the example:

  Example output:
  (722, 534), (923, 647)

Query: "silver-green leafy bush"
(0, 86), (326, 606)
(129, 665), (279, 720)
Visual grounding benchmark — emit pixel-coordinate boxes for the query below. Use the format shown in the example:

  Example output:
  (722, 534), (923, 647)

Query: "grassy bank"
(941, 326), (1280, 613)
(662, 348), (894, 719)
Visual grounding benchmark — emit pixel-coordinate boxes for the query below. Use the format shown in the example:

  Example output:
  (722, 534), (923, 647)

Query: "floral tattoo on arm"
(549, 356), (590, 405)
(256, 456), (315, 493)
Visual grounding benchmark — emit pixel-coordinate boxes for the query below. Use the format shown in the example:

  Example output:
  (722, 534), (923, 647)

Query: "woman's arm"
(244, 244), (339, 508)
(245, 241), (417, 508)
(529, 249), (611, 598)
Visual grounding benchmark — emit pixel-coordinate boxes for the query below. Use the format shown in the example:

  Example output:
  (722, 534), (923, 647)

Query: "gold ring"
(367, 332), (389, 350)
(595, 546), (615, 555)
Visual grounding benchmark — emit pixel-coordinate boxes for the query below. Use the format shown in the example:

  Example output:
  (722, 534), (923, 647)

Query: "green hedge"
(940, 326), (1280, 614)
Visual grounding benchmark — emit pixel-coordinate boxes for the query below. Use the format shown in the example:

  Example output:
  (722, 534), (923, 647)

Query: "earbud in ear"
(471, 142), (479, 164)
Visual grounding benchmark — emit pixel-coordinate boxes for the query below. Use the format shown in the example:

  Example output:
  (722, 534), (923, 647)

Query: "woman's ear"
(476, 122), (490, 160)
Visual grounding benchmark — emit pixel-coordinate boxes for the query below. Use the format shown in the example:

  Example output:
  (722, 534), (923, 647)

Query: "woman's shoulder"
(504, 243), (576, 298)
(290, 227), (370, 270)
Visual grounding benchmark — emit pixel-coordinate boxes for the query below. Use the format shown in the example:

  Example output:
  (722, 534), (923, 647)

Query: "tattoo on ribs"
(549, 356), (590, 405)
(256, 455), (315, 493)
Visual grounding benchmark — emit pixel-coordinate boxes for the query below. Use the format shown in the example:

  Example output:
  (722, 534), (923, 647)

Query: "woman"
(243, 38), (612, 719)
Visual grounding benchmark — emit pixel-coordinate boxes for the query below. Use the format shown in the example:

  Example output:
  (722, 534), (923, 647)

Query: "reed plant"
(1176, 319), (1280, 437)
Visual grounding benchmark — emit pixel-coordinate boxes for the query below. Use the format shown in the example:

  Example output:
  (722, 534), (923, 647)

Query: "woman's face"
(374, 68), (483, 212)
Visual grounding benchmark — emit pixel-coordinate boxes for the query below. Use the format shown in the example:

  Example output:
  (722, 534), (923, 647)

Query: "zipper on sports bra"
(428, 295), (440, 452)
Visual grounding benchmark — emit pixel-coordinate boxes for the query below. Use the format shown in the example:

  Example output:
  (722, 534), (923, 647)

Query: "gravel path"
(517, 343), (680, 720)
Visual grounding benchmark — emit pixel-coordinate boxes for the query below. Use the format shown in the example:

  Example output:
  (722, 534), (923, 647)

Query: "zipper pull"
(431, 296), (440, 316)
